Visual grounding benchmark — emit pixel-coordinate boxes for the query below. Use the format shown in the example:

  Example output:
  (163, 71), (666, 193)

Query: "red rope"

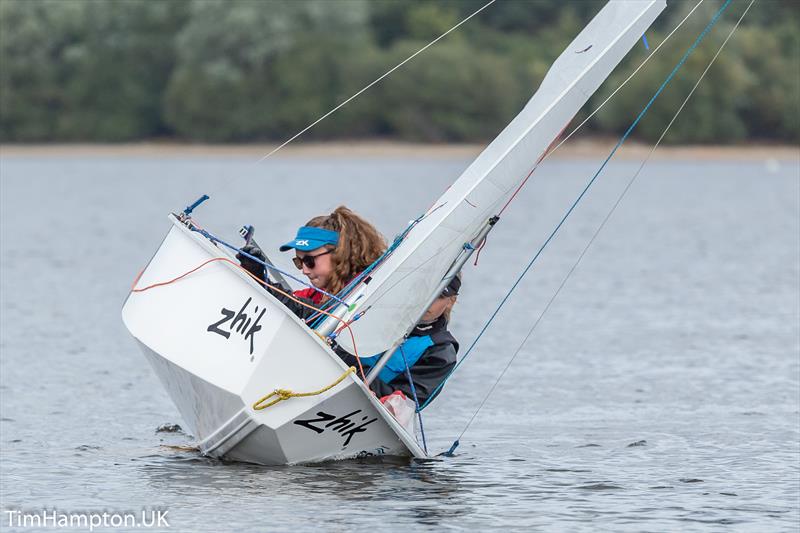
(498, 127), (567, 216)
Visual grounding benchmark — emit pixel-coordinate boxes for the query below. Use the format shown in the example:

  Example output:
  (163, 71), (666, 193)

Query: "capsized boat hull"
(122, 215), (425, 465)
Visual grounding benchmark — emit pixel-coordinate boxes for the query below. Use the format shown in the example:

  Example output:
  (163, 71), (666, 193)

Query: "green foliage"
(596, 42), (753, 143)
(594, 2), (799, 144)
(378, 40), (521, 141)
(406, 3), (459, 42)
(0, 0), (188, 141)
(1, 0), (84, 140)
(1, 0), (797, 143)
(735, 21), (799, 140)
(163, 0), (370, 141)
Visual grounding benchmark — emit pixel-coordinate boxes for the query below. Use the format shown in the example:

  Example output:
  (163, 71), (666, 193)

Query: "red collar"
(293, 287), (324, 304)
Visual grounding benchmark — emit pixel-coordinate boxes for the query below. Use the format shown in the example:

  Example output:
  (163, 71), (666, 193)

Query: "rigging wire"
(208, 0), (497, 197)
(252, 0), (495, 164)
(444, 0), (755, 454)
(420, 0), (735, 415)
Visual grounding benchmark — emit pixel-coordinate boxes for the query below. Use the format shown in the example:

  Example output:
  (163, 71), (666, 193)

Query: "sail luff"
(331, 0), (667, 356)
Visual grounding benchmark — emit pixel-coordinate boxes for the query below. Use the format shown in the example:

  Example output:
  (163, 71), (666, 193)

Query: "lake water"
(1, 151), (798, 531)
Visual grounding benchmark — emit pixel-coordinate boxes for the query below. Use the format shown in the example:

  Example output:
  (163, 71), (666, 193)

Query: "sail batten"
(331, 0), (667, 356)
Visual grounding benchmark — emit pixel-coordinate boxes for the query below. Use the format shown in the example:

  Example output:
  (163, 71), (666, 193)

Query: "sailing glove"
(236, 242), (267, 281)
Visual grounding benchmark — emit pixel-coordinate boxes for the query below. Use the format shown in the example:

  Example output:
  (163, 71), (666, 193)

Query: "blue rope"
(399, 346), (427, 454)
(418, 0), (733, 414)
(191, 227), (349, 306)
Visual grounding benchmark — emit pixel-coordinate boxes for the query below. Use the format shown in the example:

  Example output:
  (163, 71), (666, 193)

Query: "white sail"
(331, 0), (667, 356)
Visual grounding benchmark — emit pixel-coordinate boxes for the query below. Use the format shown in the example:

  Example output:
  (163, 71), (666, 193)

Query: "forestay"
(331, 0), (667, 356)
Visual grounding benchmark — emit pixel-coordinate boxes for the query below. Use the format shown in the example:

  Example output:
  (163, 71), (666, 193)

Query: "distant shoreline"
(1, 139), (798, 161)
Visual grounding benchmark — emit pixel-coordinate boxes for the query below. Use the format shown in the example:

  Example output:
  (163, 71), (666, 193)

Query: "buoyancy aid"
(358, 316), (458, 384)
(359, 336), (435, 383)
(293, 286), (324, 305)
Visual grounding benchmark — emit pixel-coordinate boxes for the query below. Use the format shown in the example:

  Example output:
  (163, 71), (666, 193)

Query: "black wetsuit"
(337, 315), (458, 406)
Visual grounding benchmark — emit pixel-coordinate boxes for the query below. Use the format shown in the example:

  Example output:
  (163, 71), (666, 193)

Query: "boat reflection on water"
(140, 446), (471, 526)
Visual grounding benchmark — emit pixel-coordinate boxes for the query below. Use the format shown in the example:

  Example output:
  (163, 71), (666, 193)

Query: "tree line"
(0, 0), (797, 144)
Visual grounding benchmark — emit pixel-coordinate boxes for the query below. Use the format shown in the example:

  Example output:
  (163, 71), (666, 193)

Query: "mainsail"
(329, 0), (667, 356)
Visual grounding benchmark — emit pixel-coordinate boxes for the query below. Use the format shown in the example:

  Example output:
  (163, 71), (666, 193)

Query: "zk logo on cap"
(279, 226), (340, 252)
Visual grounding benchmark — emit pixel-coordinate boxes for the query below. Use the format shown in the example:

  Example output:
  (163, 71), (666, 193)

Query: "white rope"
(453, 0), (756, 446)
(253, 0), (496, 166)
(255, 0), (703, 168)
(209, 0), (696, 198)
(205, 0), (496, 198)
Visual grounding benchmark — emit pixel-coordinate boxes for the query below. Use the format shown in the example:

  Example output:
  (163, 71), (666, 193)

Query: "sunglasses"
(292, 249), (333, 270)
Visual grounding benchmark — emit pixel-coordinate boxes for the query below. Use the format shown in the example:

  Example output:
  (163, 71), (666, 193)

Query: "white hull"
(122, 215), (425, 465)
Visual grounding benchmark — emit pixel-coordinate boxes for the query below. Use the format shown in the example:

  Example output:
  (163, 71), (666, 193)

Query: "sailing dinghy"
(122, 0), (666, 465)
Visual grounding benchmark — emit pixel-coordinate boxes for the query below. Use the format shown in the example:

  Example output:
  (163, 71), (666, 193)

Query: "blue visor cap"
(279, 226), (340, 252)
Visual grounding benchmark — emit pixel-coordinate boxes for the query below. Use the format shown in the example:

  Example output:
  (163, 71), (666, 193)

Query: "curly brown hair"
(305, 206), (386, 298)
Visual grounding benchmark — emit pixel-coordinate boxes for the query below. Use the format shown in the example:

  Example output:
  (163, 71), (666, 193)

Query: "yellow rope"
(252, 367), (356, 411)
